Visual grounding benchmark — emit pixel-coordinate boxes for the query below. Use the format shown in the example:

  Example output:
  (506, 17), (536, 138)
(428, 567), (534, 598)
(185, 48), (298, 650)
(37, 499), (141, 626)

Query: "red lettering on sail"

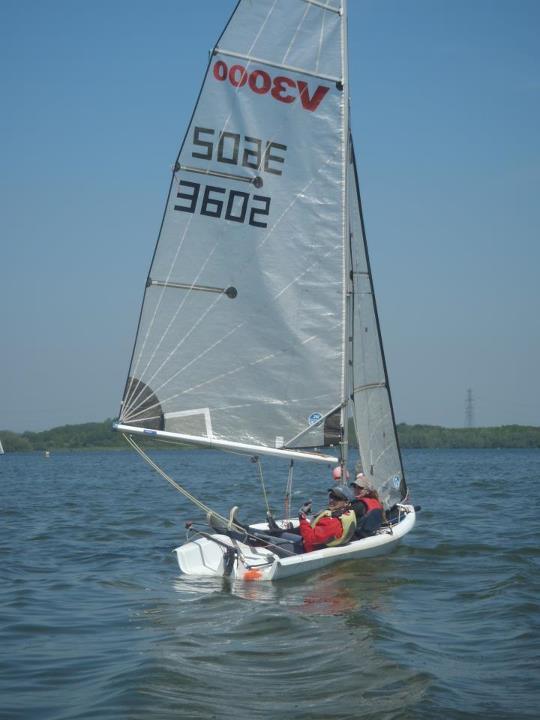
(297, 81), (330, 112)
(213, 60), (228, 82)
(248, 69), (271, 95)
(229, 64), (248, 87)
(271, 76), (296, 104)
(211, 61), (331, 112)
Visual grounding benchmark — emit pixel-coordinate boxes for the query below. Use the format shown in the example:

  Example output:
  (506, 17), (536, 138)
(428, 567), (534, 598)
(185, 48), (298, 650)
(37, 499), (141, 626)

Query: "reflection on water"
(173, 563), (365, 615)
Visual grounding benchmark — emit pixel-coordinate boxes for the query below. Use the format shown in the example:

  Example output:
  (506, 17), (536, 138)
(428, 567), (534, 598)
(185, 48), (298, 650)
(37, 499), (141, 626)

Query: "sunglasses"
(328, 493), (343, 501)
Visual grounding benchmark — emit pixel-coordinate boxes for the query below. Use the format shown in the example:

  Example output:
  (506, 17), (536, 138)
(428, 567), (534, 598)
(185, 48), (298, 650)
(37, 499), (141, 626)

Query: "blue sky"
(1, 0), (539, 432)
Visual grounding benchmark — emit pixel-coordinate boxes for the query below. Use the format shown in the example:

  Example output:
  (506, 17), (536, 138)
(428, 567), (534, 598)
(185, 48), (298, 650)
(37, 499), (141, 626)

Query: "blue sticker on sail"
(308, 412), (323, 426)
(392, 475), (401, 488)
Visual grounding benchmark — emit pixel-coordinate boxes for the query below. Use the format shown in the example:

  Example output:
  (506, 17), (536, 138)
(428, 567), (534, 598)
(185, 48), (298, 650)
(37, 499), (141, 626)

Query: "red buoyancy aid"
(360, 497), (383, 512)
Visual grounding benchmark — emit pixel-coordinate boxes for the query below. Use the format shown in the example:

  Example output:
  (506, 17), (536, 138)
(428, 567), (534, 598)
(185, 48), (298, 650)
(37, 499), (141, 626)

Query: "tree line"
(1, 419), (539, 453)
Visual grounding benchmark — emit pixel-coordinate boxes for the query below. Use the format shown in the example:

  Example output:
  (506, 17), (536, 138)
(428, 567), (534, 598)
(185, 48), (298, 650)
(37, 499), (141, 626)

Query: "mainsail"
(117, 0), (406, 506)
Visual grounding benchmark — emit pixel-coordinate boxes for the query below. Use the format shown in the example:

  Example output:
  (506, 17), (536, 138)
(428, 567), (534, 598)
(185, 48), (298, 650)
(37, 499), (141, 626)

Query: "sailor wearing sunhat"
(349, 473), (384, 538)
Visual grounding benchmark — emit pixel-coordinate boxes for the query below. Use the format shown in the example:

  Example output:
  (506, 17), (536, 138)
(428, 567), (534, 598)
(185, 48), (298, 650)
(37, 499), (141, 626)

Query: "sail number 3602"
(174, 181), (270, 228)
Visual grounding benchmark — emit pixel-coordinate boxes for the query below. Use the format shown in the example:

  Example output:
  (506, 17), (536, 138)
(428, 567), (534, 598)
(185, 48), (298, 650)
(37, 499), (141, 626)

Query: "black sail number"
(174, 181), (270, 228)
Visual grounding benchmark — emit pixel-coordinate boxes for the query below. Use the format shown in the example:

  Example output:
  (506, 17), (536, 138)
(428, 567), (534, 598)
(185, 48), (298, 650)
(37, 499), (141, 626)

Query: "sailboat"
(0, 439), (4, 455)
(114, 0), (416, 581)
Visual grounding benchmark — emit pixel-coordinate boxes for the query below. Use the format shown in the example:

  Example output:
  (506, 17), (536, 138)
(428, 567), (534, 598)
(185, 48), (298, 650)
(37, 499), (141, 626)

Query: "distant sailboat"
(0, 439), (4, 455)
(114, 0), (415, 581)
(44, 450), (50, 458)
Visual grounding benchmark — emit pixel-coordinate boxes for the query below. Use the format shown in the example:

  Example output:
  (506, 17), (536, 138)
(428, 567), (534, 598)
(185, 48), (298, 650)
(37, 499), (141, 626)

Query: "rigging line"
(124, 241), (221, 417)
(124, 285), (224, 419)
(284, 460), (294, 519)
(126, 212), (196, 407)
(123, 433), (219, 517)
(256, 458), (271, 515)
(124, 434), (297, 555)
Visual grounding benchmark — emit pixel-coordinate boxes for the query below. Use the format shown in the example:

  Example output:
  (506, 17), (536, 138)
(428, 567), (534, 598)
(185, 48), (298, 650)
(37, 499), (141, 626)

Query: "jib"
(212, 60), (330, 113)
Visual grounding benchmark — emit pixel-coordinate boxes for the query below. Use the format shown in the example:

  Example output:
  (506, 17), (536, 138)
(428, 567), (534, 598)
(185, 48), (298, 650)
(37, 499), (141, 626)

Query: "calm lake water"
(1, 447), (538, 719)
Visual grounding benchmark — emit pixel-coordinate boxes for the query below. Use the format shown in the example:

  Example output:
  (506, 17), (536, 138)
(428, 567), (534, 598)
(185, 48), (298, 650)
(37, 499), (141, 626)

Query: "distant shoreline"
(1, 419), (539, 453)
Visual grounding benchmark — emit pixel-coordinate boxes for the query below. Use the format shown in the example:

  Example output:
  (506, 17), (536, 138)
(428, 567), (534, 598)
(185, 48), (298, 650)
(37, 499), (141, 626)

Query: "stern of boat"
(174, 535), (279, 581)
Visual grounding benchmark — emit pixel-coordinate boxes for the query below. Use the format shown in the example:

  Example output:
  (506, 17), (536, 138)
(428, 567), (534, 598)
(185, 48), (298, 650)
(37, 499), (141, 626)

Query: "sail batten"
(175, 163), (258, 184)
(301, 0), (342, 15)
(214, 48), (342, 84)
(148, 280), (237, 297)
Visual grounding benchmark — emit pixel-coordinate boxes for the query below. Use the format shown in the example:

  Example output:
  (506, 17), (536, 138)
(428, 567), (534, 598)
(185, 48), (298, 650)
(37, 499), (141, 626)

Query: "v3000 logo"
(213, 60), (330, 112)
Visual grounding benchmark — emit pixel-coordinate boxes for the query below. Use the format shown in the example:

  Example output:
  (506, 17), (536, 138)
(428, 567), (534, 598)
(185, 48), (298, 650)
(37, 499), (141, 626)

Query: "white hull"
(175, 505), (416, 582)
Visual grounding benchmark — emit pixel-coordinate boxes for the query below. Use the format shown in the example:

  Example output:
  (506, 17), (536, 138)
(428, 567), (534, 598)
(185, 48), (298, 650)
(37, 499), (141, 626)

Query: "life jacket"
(311, 509), (357, 547)
(360, 497), (383, 513)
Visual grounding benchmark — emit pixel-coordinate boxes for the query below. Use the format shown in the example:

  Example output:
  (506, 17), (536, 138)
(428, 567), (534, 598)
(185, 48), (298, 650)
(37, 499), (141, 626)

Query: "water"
(1, 448), (538, 719)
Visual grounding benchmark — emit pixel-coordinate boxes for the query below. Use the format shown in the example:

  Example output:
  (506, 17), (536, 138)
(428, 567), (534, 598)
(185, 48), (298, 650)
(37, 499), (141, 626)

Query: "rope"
(123, 434), (230, 524)
(125, 435), (303, 558)
(254, 456), (271, 515)
(284, 459), (294, 518)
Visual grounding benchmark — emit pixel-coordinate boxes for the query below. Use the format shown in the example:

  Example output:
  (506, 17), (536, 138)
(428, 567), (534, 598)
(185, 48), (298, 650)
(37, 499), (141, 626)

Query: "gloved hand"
(298, 500), (312, 519)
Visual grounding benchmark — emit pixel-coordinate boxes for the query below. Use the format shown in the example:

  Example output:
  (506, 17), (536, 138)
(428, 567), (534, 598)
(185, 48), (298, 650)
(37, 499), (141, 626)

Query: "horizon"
(2, 418), (539, 437)
(2, 0), (539, 433)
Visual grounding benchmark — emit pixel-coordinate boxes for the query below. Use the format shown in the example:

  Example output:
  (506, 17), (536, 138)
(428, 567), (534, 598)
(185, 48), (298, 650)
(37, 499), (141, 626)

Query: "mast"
(340, 0), (351, 471)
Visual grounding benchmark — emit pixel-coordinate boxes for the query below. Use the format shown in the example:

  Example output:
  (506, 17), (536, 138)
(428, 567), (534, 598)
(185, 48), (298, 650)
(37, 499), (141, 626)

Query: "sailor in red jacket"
(350, 473), (384, 538)
(298, 486), (357, 552)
